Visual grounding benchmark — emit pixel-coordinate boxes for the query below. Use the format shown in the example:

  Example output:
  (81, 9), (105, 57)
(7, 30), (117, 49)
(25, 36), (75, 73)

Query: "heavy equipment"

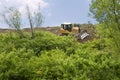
(59, 23), (80, 35)
(58, 22), (89, 39)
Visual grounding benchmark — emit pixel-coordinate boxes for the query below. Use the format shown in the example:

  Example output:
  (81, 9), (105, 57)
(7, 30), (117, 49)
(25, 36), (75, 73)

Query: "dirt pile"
(78, 24), (96, 42)
(0, 24), (96, 42)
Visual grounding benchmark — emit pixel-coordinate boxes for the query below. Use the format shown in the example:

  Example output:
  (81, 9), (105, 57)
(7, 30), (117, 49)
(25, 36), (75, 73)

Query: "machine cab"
(61, 23), (72, 32)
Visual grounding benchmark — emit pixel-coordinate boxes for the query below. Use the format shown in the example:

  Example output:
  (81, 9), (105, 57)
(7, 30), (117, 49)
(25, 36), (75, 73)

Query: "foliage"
(26, 5), (43, 39)
(0, 31), (120, 80)
(90, 0), (120, 53)
(1, 7), (24, 38)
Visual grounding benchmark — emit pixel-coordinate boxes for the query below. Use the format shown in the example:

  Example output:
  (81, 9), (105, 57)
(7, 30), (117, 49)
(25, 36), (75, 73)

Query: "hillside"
(0, 24), (96, 42)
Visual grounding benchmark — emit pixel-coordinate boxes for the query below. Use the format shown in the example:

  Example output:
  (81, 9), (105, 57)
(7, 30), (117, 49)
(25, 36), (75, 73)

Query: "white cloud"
(0, 0), (50, 27)
(0, 0), (49, 13)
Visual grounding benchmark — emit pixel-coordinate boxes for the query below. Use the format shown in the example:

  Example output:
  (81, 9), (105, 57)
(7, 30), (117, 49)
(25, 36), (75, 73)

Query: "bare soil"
(0, 24), (96, 42)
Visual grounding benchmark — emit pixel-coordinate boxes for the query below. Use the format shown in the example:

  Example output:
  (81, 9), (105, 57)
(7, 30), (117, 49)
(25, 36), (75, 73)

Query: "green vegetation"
(1, 4), (43, 39)
(0, 0), (120, 79)
(0, 31), (120, 80)
(90, 0), (120, 52)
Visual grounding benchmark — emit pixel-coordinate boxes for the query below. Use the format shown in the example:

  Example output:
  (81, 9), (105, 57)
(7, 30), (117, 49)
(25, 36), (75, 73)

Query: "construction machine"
(59, 23), (80, 35)
(59, 23), (89, 39)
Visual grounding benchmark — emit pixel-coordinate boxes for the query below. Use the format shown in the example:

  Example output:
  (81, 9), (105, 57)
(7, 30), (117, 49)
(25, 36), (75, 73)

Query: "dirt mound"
(77, 24), (96, 42)
(41, 24), (96, 42)
(0, 24), (96, 42)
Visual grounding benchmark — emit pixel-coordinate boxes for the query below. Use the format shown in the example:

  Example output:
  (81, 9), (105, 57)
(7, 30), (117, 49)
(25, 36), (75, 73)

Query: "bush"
(0, 31), (120, 80)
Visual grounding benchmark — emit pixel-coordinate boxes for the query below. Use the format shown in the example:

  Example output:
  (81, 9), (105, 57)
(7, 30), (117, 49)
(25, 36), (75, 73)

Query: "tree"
(90, 0), (120, 52)
(1, 7), (24, 38)
(26, 5), (43, 39)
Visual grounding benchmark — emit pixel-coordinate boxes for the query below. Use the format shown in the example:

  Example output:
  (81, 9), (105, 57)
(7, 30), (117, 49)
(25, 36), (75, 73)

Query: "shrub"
(0, 31), (120, 80)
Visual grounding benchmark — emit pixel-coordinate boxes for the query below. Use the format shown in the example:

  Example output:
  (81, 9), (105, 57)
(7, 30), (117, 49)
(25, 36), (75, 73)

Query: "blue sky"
(44, 0), (96, 26)
(0, 0), (96, 28)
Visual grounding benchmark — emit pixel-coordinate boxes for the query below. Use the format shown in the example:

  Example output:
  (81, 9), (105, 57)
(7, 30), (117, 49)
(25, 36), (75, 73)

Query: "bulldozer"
(59, 23), (89, 39)
(59, 23), (80, 35)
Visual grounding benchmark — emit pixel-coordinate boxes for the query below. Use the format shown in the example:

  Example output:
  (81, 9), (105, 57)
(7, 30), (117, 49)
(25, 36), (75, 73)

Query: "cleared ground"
(0, 24), (96, 42)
